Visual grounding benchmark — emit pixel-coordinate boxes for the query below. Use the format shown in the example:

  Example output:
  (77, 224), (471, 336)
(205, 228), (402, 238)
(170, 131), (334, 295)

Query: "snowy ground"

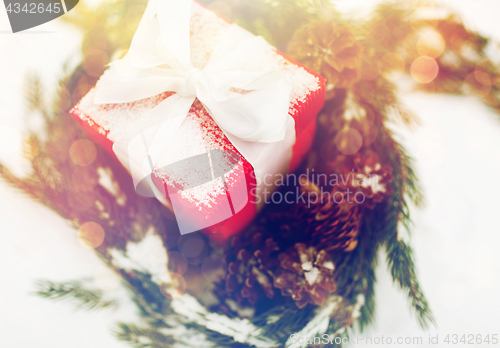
(1, 0), (500, 347)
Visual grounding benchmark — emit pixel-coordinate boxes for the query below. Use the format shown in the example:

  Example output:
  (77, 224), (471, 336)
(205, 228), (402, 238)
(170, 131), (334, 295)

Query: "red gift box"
(71, 2), (325, 243)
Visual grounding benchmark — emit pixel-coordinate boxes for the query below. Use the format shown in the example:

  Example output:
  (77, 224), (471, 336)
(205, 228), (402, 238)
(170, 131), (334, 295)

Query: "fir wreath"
(2, 0), (500, 347)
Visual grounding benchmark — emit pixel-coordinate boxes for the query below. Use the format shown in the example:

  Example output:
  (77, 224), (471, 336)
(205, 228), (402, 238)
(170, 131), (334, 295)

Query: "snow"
(357, 173), (387, 194)
(171, 294), (278, 347)
(286, 295), (342, 348)
(109, 229), (170, 285)
(76, 2), (320, 147)
(2, 1), (500, 347)
(304, 267), (320, 285)
(322, 261), (335, 271)
(301, 261), (313, 271)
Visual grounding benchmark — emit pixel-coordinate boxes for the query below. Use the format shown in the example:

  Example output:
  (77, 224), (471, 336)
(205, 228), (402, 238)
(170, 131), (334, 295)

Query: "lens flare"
(411, 56), (439, 84)
(170, 272), (187, 295)
(70, 139), (97, 166)
(179, 236), (206, 258)
(168, 251), (188, 275)
(474, 67), (493, 86)
(335, 128), (362, 155)
(78, 221), (105, 248)
(416, 28), (446, 58)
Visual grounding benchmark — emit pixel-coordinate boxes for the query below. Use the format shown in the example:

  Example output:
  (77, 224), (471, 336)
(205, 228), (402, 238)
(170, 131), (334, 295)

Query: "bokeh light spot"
(170, 272), (187, 295)
(78, 221), (105, 249)
(159, 282), (173, 299)
(474, 67), (493, 86)
(180, 236), (206, 258)
(168, 251), (188, 275)
(411, 56), (439, 84)
(335, 128), (363, 155)
(464, 73), (491, 96)
(70, 139), (97, 166)
(416, 28), (446, 58)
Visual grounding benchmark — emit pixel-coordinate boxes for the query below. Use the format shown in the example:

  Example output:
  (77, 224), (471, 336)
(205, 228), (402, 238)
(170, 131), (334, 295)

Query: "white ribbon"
(95, 0), (293, 154)
(94, 0), (296, 216)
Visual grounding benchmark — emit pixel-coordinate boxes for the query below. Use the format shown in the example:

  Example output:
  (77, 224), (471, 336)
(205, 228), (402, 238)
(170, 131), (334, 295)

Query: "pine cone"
(287, 19), (363, 99)
(331, 151), (394, 209)
(223, 232), (281, 306)
(300, 179), (362, 252)
(436, 16), (482, 51)
(274, 243), (336, 308)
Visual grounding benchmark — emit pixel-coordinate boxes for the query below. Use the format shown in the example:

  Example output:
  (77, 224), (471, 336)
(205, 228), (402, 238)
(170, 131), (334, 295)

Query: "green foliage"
(255, 301), (316, 341)
(115, 323), (176, 348)
(11, 0), (500, 346)
(199, 0), (339, 49)
(386, 239), (435, 328)
(35, 280), (117, 310)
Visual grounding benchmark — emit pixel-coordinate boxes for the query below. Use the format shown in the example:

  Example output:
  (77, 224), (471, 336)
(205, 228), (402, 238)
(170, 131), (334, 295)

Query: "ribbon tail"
(126, 0), (193, 70)
(146, 95), (196, 169)
(112, 94), (195, 198)
(157, 0), (193, 71)
(128, 0), (170, 68)
(94, 56), (189, 104)
(224, 116), (296, 210)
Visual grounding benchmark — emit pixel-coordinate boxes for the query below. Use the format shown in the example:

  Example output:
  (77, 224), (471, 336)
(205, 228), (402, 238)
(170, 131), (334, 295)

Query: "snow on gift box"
(70, 0), (325, 242)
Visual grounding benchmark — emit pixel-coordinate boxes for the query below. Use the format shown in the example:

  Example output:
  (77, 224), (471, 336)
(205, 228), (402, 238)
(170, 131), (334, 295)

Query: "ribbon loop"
(94, 0), (296, 193)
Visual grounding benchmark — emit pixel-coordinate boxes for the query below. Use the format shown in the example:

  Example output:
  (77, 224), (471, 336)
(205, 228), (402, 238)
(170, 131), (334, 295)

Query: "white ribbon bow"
(94, 0), (293, 154)
(93, 0), (298, 219)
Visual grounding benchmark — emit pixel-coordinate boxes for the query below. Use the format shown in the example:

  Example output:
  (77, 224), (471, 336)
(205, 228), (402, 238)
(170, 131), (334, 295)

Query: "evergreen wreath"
(2, 0), (499, 346)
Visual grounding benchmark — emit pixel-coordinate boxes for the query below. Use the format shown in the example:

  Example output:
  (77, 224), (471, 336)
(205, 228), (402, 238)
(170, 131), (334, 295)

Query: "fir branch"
(115, 323), (176, 348)
(362, 1), (415, 53)
(256, 301), (316, 341)
(385, 239), (435, 328)
(35, 280), (117, 311)
(0, 163), (45, 202)
(183, 322), (254, 348)
(0, 0), (450, 346)
(121, 270), (171, 318)
(199, 0), (338, 49)
(353, 214), (378, 331)
(374, 125), (434, 327)
(24, 73), (51, 122)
